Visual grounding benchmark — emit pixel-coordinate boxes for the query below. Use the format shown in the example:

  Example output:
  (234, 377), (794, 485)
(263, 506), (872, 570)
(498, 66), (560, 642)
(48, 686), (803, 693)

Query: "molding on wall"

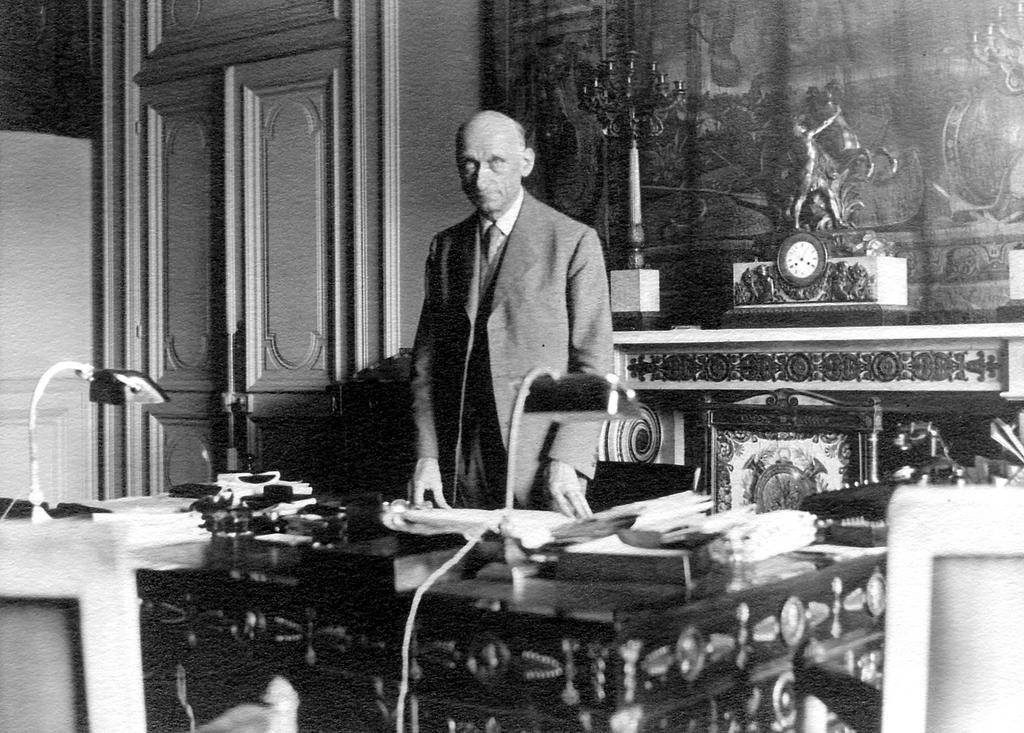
(382, 0), (401, 357)
(126, 3), (150, 495)
(351, 0), (371, 371)
(102, 0), (125, 497)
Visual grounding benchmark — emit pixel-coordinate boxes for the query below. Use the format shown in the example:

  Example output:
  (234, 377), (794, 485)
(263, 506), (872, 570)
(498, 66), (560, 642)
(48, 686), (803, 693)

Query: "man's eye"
(487, 158), (509, 172)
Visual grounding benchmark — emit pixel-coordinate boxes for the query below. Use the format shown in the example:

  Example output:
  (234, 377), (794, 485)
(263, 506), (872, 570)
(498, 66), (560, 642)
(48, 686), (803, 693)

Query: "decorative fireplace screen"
(702, 389), (882, 513)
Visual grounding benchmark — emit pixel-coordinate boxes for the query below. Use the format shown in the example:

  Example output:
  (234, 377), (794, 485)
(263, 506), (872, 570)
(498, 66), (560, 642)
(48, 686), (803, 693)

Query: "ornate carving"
(713, 431), (849, 512)
(602, 402), (663, 462)
(628, 348), (1001, 385)
(734, 261), (876, 305)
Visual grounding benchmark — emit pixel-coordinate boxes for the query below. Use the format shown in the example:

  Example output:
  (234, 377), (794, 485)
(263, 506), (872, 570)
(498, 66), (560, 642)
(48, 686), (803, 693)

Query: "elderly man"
(409, 110), (613, 519)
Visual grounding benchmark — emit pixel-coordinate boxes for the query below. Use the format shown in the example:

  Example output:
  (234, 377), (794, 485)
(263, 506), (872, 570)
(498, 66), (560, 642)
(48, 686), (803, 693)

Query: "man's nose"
(474, 167), (496, 187)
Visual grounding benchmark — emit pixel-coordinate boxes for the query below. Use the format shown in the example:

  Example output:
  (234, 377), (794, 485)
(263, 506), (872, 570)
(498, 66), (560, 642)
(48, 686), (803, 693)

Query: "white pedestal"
(610, 268), (660, 312)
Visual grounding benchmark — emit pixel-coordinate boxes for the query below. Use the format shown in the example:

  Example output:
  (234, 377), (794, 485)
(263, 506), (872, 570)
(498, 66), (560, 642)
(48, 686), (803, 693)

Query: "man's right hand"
(409, 457), (451, 508)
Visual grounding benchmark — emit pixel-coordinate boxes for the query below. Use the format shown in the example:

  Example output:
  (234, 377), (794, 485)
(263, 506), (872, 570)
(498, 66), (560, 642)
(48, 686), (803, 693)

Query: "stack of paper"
(215, 471), (312, 500)
(92, 505), (207, 550)
(711, 509), (819, 563)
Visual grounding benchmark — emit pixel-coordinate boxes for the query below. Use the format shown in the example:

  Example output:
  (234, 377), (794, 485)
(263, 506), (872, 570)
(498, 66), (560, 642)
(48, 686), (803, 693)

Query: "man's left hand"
(547, 459), (592, 519)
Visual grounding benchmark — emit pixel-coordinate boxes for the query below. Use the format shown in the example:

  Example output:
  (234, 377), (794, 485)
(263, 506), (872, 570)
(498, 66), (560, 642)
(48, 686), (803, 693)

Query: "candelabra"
(970, 3), (1024, 94)
(581, 51), (684, 268)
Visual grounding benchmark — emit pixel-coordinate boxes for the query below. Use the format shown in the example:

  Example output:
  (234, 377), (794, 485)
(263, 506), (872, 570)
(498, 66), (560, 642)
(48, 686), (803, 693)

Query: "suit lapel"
(443, 216), (481, 321)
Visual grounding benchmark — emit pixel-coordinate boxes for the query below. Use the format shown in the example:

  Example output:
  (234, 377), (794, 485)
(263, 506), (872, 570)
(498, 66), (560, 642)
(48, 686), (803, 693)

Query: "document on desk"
(91, 495), (208, 558)
(383, 507), (566, 543)
(564, 534), (691, 556)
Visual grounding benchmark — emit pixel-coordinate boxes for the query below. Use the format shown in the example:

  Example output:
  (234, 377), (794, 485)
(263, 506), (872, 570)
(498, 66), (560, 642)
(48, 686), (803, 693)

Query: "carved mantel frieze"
(613, 323), (1024, 403)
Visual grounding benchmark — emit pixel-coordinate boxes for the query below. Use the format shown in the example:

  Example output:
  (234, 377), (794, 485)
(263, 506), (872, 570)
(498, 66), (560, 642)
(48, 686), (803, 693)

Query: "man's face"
(457, 117), (535, 219)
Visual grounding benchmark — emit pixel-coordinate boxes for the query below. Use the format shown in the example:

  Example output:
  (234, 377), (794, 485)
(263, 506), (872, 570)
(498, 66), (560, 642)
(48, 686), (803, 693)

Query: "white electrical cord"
(395, 532), (484, 733)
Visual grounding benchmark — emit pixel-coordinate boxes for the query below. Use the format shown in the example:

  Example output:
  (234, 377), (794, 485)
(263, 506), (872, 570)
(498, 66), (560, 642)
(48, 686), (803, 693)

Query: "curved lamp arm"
(504, 367), (559, 522)
(27, 361), (95, 521)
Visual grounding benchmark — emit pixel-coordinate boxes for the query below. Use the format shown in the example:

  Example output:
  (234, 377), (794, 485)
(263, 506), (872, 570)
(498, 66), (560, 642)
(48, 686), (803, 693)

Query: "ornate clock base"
(733, 255), (907, 307)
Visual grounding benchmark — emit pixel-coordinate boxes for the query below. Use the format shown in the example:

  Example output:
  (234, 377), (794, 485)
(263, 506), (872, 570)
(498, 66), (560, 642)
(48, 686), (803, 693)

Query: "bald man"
(409, 110), (613, 519)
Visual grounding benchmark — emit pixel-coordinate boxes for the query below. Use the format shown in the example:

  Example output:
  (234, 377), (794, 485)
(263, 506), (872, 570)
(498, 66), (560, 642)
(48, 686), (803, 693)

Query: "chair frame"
(0, 521), (147, 732)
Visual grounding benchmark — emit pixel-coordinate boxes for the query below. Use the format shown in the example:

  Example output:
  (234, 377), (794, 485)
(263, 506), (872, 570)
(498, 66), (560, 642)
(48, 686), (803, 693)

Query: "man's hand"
(547, 459), (592, 519)
(409, 457), (451, 508)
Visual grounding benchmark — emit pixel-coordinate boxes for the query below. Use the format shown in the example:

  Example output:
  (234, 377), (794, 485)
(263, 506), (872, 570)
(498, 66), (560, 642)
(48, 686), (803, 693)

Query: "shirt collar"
(480, 188), (525, 237)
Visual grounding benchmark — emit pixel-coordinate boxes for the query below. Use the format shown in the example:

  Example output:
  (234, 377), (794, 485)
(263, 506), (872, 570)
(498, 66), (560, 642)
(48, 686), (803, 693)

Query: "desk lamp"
(394, 369), (642, 733)
(12, 360), (169, 523)
(503, 369), (643, 556)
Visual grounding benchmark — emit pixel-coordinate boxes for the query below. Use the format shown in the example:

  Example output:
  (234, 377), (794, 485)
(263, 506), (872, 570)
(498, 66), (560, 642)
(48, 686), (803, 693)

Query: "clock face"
(777, 233), (827, 286)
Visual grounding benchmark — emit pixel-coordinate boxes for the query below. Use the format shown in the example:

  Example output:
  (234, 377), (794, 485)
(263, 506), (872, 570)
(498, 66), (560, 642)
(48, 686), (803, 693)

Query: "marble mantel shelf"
(613, 323), (1024, 402)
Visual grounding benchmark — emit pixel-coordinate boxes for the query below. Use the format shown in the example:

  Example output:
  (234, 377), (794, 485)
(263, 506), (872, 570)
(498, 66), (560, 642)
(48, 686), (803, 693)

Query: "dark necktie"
(481, 223), (503, 291)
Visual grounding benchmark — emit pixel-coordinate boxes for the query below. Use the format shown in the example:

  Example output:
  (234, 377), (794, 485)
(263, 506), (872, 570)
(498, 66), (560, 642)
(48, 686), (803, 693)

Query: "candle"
(629, 140), (642, 231)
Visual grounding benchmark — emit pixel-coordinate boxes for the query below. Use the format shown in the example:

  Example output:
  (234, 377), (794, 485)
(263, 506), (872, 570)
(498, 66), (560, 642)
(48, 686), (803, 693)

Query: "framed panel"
(228, 48), (346, 393)
(143, 74), (224, 394)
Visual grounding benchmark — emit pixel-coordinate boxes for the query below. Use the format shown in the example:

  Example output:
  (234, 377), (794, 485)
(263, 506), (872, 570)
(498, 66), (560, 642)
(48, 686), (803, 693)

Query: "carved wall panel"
(227, 48), (346, 488)
(231, 50), (340, 392)
(0, 392), (95, 506)
(153, 410), (220, 489)
(145, 76), (223, 392)
(142, 75), (226, 487)
(149, 0), (339, 58)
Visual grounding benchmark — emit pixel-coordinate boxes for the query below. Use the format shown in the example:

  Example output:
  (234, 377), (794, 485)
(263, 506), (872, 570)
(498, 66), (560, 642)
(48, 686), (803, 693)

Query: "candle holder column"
(581, 50), (683, 329)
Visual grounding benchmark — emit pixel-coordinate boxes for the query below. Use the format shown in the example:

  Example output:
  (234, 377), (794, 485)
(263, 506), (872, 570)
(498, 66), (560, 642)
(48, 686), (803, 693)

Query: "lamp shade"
(522, 372), (642, 422)
(505, 369), (641, 520)
(88, 368), (169, 405)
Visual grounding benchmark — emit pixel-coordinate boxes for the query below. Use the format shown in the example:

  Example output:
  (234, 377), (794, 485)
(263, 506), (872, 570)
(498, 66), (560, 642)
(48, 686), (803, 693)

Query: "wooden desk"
(135, 532), (462, 733)
(131, 529), (885, 733)
(414, 549), (886, 733)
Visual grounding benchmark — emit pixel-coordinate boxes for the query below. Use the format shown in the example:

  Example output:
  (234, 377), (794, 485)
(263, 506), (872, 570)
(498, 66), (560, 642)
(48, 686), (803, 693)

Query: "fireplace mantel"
(613, 323), (1024, 404)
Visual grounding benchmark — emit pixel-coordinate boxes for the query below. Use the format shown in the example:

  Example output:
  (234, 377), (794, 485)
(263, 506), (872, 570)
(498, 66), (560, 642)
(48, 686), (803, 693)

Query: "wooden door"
(140, 74), (228, 489)
(224, 48), (348, 492)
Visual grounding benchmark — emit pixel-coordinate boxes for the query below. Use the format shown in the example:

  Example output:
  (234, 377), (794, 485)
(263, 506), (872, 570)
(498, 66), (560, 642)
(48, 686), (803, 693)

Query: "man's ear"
(520, 146), (536, 178)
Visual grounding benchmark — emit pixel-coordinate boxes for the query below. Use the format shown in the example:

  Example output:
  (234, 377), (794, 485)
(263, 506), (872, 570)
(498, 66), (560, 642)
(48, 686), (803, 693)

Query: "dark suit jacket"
(411, 192), (614, 506)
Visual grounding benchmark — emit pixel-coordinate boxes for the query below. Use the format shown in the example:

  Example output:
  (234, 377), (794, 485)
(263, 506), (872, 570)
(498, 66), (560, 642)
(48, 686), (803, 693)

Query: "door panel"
(227, 49), (347, 490)
(142, 75), (226, 488)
